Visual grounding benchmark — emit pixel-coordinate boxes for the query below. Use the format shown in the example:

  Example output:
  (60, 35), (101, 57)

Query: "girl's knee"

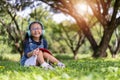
(43, 52), (51, 56)
(36, 50), (43, 56)
(38, 50), (43, 54)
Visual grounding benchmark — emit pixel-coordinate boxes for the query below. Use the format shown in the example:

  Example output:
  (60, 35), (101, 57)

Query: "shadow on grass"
(0, 56), (11, 61)
(54, 54), (94, 61)
(54, 54), (73, 60)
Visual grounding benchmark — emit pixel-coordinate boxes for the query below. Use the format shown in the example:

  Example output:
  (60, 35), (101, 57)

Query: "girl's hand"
(32, 48), (39, 56)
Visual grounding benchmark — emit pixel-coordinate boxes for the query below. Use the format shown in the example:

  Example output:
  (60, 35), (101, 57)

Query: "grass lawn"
(1, 53), (120, 80)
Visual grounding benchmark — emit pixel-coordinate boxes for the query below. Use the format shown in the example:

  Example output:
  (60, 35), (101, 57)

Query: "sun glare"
(74, 3), (92, 16)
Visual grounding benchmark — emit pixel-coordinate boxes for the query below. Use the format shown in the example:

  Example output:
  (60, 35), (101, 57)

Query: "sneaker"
(41, 62), (54, 70)
(57, 62), (65, 68)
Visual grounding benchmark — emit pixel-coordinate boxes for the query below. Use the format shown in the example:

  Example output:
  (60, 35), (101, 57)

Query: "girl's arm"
(27, 51), (34, 57)
(27, 48), (39, 57)
(23, 41), (33, 58)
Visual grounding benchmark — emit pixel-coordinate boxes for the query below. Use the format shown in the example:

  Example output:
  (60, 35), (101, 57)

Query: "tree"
(0, 0), (26, 57)
(87, 0), (120, 57)
(109, 27), (120, 58)
(40, 0), (120, 58)
(60, 21), (85, 59)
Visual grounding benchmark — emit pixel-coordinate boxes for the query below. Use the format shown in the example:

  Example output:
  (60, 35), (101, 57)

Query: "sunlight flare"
(74, 2), (92, 16)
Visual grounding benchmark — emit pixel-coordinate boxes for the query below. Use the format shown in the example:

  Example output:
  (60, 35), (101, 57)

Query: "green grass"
(1, 53), (120, 80)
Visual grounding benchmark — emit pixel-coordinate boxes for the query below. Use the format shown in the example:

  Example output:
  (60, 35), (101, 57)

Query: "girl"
(20, 21), (65, 69)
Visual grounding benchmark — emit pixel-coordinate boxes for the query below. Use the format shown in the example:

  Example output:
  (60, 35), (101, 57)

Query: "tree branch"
(116, 16), (120, 26)
(87, 0), (107, 27)
(110, 0), (120, 25)
(62, 27), (74, 50)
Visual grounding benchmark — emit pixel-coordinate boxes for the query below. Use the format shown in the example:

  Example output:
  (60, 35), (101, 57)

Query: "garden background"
(0, 0), (120, 80)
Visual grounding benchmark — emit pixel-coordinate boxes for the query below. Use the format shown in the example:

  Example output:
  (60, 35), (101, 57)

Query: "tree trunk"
(73, 52), (78, 60)
(20, 52), (24, 58)
(112, 53), (117, 58)
(14, 42), (24, 58)
(72, 50), (78, 60)
(108, 45), (117, 58)
(108, 37), (120, 58)
(93, 27), (114, 58)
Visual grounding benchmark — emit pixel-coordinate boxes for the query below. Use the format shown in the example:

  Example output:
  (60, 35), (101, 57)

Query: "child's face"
(30, 23), (42, 38)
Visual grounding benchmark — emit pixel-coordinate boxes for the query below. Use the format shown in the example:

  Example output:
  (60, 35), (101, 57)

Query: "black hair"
(24, 21), (44, 42)
(28, 21), (44, 30)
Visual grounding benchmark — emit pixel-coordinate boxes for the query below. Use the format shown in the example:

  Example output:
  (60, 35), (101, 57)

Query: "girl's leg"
(43, 52), (65, 68)
(36, 50), (45, 65)
(43, 52), (59, 63)
(36, 51), (54, 69)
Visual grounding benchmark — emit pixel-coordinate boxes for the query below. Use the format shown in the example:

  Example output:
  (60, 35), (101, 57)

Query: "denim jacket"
(20, 38), (48, 66)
